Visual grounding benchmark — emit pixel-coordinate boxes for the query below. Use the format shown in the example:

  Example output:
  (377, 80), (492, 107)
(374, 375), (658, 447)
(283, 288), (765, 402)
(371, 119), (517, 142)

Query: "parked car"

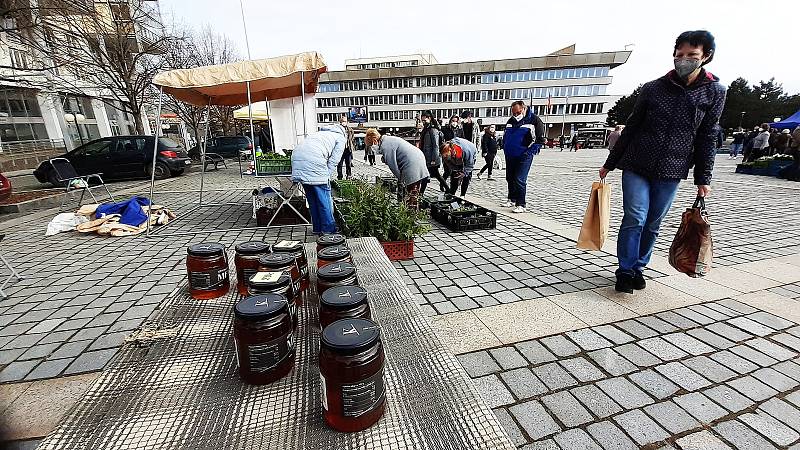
(189, 136), (252, 160)
(0, 172), (11, 201)
(33, 136), (191, 186)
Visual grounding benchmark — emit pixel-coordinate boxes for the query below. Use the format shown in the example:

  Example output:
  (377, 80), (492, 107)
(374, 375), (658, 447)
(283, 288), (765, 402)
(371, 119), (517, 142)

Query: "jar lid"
(235, 241), (271, 255)
(318, 262), (356, 282)
(272, 240), (303, 252)
(318, 245), (351, 261)
(187, 243), (225, 257)
(234, 293), (290, 321)
(318, 234), (346, 247)
(248, 271), (291, 289)
(258, 253), (295, 268)
(320, 285), (367, 310)
(321, 318), (380, 354)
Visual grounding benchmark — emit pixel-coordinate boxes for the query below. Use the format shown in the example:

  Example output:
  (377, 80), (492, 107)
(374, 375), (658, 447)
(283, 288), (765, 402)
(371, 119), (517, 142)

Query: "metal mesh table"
(38, 238), (515, 449)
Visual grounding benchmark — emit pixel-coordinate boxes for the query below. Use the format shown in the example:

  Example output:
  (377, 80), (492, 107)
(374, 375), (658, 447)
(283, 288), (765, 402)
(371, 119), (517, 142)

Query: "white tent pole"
(246, 80), (256, 166)
(290, 96), (298, 145)
(300, 71), (307, 137)
(238, 0), (252, 60)
(199, 98), (211, 205)
(265, 96), (276, 152)
(147, 86), (163, 237)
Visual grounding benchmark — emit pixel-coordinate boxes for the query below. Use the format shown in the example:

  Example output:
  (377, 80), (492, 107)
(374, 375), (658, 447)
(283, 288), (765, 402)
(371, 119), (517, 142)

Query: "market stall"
(148, 51), (327, 234)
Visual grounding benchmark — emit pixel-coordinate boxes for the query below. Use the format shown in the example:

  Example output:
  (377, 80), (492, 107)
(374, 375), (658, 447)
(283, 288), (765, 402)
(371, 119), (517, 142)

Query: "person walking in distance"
(477, 125), (498, 180)
(502, 101), (545, 213)
(442, 115), (463, 141)
(607, 125), (622, 151)
(419, 110), (448, 192)
(751, 124), (771, 160)
(729, 127), (745, 159)
(460, 110), (480, 147)
(599, 30), (726, 294)
(336, 115), (355, 180)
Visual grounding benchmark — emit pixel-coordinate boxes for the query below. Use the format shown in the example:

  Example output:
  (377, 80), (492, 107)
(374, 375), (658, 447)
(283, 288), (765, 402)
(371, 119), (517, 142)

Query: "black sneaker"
(633, 272), (646, 290)
(615, 274), (634, 294)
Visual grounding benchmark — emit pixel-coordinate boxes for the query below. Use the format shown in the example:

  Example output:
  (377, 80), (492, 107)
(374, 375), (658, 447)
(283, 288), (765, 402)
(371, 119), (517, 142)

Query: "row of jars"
(184, 236), (385, 432)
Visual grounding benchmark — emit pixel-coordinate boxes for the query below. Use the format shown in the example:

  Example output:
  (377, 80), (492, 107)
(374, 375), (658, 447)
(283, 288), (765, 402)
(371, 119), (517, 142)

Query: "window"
(78, 139), (112, 157)
(115, 137), (146, 154)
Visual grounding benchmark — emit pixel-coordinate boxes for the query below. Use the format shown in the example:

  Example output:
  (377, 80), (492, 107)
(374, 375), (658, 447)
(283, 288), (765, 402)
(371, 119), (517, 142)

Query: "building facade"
(316, 47), (631, 139)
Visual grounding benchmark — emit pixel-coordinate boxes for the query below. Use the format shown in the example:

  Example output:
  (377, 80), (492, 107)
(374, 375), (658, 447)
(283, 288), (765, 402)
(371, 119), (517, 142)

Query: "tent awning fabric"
(772, 109), (800, 130)
(233, 102), (269, 121)
(152, 51), (327, 106)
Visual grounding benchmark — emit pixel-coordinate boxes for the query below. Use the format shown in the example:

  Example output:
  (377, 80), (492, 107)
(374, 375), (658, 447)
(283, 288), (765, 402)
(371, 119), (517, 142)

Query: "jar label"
(242, 268), (258, 285)
(340, 368), (385, 417)
(189, 268), (229, 291)
(320, 374), (329, 411)
(251, 271), (283, 283)
(274, 240), (300, 249)
(245, 331), (295, 373)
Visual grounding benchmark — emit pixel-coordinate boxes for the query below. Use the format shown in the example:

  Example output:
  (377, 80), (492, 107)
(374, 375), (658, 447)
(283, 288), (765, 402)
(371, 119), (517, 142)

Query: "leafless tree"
(1, 0), (181, 134)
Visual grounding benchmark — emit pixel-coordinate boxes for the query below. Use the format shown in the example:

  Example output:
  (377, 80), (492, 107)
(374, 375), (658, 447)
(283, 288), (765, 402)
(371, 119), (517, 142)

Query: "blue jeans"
(617, 171), (680, 276)
(303, 183), (336, 234)
(730, 143), (742, 157)
(505, 152), (534, 207)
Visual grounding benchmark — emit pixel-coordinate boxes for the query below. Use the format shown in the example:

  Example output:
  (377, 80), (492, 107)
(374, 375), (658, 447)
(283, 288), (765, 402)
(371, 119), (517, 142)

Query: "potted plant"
(335, 179), (429, 261)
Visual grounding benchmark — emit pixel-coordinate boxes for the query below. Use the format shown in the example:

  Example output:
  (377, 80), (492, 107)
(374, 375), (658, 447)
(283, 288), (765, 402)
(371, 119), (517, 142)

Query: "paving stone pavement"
(461, 299), (800, 449)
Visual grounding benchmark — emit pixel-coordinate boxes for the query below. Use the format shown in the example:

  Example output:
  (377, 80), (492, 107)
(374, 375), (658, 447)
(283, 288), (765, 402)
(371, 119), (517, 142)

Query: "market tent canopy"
(233, 102), (269, 121)
(152, 51), (327, 106)
(772, 109), (800, 130)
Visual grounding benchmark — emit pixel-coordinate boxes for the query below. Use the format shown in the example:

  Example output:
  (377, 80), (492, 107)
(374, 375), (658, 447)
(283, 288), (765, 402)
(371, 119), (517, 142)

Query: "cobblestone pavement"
(461, 299), (800, 449)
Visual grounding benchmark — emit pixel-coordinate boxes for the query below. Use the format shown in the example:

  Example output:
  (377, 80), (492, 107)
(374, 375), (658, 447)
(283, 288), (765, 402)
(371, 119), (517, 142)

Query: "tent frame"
(146, 70), (314, 237)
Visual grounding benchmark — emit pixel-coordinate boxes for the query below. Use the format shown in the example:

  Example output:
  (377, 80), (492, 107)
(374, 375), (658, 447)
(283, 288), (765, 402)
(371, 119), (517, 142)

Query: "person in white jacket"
(290, 124), (346, 233)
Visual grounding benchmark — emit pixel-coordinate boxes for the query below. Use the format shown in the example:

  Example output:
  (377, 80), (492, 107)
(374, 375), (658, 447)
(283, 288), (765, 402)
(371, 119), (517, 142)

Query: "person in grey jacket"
(420, 111), (448, 192)
(291, 124), (346, 233)
(441, 137), (477, 197)
(751, 124), (771, 160)
(365, 128), (430, 208)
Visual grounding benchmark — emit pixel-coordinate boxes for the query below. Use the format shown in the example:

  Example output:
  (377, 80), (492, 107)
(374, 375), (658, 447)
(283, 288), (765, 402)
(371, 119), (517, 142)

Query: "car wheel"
(47, 169), (67, 188)
(148, 162), (170, 180)
(170, 169), (185, 176)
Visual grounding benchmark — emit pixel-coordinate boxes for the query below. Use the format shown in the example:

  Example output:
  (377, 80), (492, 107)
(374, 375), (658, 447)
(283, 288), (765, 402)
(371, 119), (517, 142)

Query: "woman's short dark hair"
(421, 110), (433, 119)
(674, 30), (716, 65)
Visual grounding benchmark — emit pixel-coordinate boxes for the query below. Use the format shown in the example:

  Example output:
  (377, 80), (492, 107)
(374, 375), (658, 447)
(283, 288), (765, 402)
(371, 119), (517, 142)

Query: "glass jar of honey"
(233, 293), (295, 385)
(316, 234), (346, 253)
(317, 262), (357, 298)
(258, 253), (302, 305)
(186, 243), (230, 299)
(319, 285), (370, 329)
(247, 271), (297, 327)
(234, 241), (271, 296)
(272, 240), (309, 292)
(317, 245), (353, 269)
(319, 318), (386, 432)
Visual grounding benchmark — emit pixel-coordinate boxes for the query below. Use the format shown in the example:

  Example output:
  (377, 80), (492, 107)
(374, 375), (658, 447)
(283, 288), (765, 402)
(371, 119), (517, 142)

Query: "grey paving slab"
(730, 344), (779, 367)
(559, 356), (605, 383)
(489, 347), (528, 371)
(706, 322), (755, 343)
(520, 439), (559, 450)
(653, 362), (712, 391)
(500, 367), (548, 400)
(472, 374), (515, 409)
(493, 408), (528, 447)
(614, 342), (662, 368)
(628, 369), (680, 400)
(746, 337), (797, 361)
(509, 399), (561, 441)
(637, 337), (689, 361)
(552, 428), (603, 450)
(63, 348), (118, 375)
(24, 357), (71, 380)
(644, 400), (702, 434)
(539, 335), (580, 357)
(592, 325), (635, 345)
(596, 377), (653, 409)
(673, 392), (728, 424)
(613, 409), (670, 447)
(738, 412), (800, 447)
(0, 359), (38, 382)
(727, 316), (776, 337)
(532, 362), (578, 391)
(661, 332), (715, 356)
(586, 421), (638, 450)
(458, 351), (502, 378)
(682, 355), (738, 383)
(710, 350), (760, 374)
(746, 311), (795, 331)
(541, 390), (594, 428)
(566, 329), (613, 351)
(588, 348), (637, 376)
(727, 375), (780, 402)
(675, 430), (733, 450)
(759, 398), (800, 434)
(752, 367), (799, 392)
(686, 328), (735, 350)
(515, 340), (557, 365)
(571, 384), (623, 419)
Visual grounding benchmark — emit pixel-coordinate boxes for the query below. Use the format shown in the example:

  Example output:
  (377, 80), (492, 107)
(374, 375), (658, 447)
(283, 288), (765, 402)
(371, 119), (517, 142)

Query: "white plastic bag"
(46, 213), (89, 236)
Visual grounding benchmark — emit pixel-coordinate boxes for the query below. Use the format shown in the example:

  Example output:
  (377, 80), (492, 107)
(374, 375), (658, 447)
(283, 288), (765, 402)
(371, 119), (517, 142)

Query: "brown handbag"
(669, 196), (713, 277)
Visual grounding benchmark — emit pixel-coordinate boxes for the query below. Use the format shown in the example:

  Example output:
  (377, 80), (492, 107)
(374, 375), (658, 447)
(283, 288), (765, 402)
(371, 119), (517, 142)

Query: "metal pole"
(147, 86), (163, 237)
(199, 100), (211, 205)
(300, 71), (307, 138)
(290, 96), (299, 145)
(238, 0), (252, 60)
(246, 80), (256, 170)
(560, 95), (568, 143)
(266, 96), (277, 152)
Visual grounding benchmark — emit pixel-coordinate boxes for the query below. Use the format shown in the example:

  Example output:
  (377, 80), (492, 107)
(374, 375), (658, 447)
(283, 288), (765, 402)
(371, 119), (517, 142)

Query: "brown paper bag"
(669, 196), (713, 277)
(576, 181), (611, 250)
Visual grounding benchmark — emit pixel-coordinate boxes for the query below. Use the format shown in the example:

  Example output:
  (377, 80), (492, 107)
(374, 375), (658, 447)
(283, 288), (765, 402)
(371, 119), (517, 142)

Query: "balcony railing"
(0, 139), (67, 172)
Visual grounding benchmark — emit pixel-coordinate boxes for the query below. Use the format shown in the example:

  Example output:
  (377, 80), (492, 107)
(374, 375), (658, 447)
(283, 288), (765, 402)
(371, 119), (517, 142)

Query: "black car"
(34, 136), (192, 185)
(189, 135), (252, 160)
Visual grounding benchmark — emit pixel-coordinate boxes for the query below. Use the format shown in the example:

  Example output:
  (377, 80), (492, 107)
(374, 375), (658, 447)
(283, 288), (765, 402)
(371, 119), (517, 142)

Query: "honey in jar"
(319, 285), (370, 329)
(233, 293), (295, 385)
(272, 240), (309, 292)
(186, 243), (230, 299)
(234, 241), (271, 296)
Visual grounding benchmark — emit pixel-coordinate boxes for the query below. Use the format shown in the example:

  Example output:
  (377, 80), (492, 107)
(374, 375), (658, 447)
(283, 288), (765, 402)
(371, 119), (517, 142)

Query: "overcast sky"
(160, 0), (798, 96)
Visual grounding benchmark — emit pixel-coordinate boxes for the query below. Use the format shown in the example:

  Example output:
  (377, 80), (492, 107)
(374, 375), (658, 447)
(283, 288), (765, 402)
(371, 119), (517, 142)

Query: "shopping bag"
(576, 180), (611, 250)
(669, 196), (713, 277)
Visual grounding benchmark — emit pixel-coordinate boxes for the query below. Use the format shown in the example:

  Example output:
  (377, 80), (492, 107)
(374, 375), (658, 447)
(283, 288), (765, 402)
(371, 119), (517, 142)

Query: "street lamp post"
(739, 111), (745, 129)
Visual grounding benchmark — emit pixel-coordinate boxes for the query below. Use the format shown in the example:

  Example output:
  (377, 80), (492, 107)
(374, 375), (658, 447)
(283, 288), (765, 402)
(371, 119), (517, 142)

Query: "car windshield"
(158, 137), (181, 148)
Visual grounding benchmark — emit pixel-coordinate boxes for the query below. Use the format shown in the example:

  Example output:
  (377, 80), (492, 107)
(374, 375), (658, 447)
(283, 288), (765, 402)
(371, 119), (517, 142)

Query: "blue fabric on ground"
(96, 196), (151, 227)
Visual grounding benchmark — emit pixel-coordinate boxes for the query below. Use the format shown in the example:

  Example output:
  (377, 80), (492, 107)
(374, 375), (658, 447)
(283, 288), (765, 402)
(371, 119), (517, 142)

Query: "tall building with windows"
(316, 46), (631, 138)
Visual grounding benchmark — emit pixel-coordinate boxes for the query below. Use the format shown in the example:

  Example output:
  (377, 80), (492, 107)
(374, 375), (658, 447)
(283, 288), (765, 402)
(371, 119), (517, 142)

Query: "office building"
(316, 46), (631, 138)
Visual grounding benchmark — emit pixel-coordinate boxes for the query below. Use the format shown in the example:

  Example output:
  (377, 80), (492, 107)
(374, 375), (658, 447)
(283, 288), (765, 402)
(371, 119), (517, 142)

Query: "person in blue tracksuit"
(501, 101), (545, 213)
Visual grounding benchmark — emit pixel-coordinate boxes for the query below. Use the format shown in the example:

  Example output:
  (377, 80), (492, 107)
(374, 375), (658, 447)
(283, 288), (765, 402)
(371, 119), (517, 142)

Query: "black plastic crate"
(430, 198), (497, 232)
(375, 176), (398, 193)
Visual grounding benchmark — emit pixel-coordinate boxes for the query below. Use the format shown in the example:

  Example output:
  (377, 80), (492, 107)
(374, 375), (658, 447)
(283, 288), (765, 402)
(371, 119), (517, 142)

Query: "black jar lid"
(258, 253), (295, 268)
(235, 241), (271, 255)
(318, 234), (346, 247)
(318, 245), (351, 261)
(188, 243), (225, 257)
(248, 271), (291, 290)
(234, 293), (290, 321)
(272, 240), (304, 252)
(321, 318), (380, 354)
(320, 285), (367, 310)
(318, 262), (356, 282)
